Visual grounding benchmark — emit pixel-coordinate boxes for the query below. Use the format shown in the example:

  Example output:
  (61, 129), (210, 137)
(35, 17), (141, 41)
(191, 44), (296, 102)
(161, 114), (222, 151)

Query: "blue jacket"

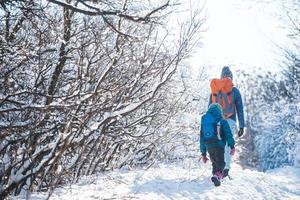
(200, 105), (235, 156)
(209, 87), (245, 129)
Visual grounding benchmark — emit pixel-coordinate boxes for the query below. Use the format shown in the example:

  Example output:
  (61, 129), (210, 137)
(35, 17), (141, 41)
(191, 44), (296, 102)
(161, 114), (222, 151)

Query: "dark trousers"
(207, 147), (225, 175)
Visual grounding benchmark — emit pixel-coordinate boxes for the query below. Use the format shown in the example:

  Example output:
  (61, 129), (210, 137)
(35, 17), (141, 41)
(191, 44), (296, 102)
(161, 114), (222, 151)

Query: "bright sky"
(189, 0), (291, 77)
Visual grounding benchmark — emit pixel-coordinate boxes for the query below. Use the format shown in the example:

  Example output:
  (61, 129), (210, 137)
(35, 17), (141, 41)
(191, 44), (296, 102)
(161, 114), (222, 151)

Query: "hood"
(207, 103), (223, 119)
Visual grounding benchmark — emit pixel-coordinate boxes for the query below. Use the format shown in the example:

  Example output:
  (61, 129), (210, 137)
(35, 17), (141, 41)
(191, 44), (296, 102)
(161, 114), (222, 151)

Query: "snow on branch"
(47, 0), (170, 22)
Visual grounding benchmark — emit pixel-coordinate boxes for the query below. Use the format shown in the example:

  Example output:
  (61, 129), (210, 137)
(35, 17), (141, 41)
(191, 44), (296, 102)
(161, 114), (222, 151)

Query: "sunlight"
(190, 0), (289, 76)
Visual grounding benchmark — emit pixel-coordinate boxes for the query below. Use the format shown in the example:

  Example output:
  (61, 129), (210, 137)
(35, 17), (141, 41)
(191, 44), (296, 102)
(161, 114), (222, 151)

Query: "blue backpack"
(201, 113), (221, 144)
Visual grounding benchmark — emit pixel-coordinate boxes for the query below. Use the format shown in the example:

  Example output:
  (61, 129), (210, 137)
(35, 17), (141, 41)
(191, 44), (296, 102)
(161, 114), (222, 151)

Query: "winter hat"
(208, 103), (223, 116)
(221, 66), (233, 80)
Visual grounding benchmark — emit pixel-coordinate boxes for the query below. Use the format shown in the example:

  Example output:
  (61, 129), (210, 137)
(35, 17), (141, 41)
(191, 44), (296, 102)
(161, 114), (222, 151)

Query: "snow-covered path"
(14, 159), (300, 200)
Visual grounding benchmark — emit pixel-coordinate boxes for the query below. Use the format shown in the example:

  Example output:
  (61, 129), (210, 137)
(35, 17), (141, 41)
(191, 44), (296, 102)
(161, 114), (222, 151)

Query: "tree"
(233, 0), (300, 171)
(0, 0), (205, 198)
(237, 66), (299, 171)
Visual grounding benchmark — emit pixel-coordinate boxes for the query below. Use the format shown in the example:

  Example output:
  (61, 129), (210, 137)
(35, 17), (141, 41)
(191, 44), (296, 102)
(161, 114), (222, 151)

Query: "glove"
(230, 148), (235, 156)
(238, 128), (244, 137)
(201, 155), (209, 163)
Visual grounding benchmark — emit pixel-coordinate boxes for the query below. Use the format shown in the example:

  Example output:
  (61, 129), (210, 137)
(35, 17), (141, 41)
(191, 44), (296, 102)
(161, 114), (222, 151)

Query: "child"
(200, 103), (235, 186)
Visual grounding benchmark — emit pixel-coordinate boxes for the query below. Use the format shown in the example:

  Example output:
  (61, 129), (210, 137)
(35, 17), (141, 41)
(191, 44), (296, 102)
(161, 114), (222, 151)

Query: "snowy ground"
(12, 158), (300, 200)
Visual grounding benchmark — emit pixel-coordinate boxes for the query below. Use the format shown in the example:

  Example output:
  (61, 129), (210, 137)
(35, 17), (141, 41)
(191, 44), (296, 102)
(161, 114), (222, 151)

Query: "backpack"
(201, 113), (221, 144)
(210, 78), (234, 118)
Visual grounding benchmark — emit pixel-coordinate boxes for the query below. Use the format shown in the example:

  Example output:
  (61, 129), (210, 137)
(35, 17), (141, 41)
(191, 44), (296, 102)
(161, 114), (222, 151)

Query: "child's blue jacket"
(200, 105), (235, 156)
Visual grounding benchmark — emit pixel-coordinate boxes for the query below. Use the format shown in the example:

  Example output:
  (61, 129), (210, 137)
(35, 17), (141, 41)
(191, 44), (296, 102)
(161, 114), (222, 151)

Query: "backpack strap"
(221, 92), (233, 118)
(211, 93), (217, 103)
(214, 92), (235, 118)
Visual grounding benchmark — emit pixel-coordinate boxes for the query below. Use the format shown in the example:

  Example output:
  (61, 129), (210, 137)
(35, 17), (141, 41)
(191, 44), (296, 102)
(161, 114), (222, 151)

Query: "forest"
(0, 0), (299, 199)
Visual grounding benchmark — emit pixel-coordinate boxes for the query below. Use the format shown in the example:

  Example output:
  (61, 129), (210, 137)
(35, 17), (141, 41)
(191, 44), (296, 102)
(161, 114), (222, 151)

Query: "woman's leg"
(224, 119), (236, 170)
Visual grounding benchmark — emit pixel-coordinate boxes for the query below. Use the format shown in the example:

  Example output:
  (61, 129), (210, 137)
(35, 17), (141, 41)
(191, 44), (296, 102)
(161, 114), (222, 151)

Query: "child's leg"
(208, 147), (225, 175)
(208, 147), (217, 175)
(208, 147), (225, 186)
(214, 147), (225, 174)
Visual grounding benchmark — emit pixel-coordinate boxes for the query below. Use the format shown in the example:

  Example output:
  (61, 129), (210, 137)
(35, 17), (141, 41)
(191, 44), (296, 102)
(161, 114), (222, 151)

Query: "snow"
(13, 160), (300, 200)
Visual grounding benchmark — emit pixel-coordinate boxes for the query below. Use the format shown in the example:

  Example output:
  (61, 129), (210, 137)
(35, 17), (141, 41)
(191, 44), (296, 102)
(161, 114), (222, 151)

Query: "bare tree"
(0, 0), (205, 198)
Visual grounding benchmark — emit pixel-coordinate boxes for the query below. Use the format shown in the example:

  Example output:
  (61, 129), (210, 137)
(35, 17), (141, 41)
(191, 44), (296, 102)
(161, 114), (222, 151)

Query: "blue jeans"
(224, 118), (236, 169)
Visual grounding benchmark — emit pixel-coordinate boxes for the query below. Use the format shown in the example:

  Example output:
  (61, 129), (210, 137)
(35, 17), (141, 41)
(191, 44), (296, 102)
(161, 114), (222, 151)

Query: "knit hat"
(221, 66), (233, 80)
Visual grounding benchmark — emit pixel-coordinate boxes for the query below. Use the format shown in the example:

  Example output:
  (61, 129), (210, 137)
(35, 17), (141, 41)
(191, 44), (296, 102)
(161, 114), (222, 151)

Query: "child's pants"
(208, 147), (225, 175)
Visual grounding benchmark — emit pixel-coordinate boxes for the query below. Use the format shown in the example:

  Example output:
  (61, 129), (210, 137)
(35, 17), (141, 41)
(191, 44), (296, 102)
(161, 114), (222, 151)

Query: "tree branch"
(47, 0), (170, 22)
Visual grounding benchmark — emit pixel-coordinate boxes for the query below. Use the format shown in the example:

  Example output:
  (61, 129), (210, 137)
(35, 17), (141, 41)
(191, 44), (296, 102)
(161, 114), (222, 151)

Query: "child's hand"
(230, 148), (235, 156)
(201, 156), (209, 163)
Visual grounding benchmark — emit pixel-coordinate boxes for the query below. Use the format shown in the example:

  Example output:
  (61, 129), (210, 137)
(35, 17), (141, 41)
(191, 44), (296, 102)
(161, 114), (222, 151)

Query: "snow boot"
(211, 171), (223, 187)
(223, 169), (229, 178)
(211, 175), (221, 186)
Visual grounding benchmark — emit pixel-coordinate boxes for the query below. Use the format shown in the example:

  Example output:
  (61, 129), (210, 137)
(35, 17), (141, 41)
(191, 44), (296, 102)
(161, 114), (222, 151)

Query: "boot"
(223, 169), (229, 177)
(211, 175), (220, 186)
(211, 171), (223, 187)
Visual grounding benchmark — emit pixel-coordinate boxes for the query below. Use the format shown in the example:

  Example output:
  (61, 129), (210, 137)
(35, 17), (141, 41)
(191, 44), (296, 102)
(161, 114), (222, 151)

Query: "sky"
(189, 0), (291, 77)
